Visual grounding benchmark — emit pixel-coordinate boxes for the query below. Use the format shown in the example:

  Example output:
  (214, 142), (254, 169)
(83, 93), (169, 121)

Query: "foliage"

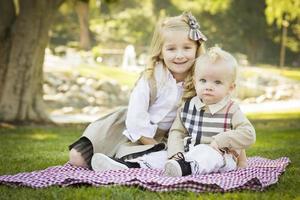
(265, 0), (300, 27)
(49, 0), (300, 65)
(171, 0), (230, 15)
(265, 0), (300, 56)
(90, 0), (155, 48)
(0, 111), (299, 199)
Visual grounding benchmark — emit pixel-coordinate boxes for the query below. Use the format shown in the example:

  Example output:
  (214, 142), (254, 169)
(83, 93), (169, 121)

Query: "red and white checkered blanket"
(0, 156), (290, 192)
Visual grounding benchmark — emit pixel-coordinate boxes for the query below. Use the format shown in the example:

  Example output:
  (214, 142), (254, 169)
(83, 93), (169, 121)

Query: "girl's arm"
(167, 109), (187, 158)
(123, 76), (158, 142)
(212, 105), (256, 150)
(139, 136), (158, 145)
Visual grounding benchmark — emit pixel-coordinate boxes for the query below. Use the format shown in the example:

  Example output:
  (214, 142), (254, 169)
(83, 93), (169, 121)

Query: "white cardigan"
(122, 63), (183, 142)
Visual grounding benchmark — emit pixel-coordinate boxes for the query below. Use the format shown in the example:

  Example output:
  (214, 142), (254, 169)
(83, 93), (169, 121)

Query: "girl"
(68, 12), (207, 170)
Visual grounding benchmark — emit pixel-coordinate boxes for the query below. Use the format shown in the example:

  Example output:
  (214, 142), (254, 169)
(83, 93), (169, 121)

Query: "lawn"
(0, 111), (299, 200)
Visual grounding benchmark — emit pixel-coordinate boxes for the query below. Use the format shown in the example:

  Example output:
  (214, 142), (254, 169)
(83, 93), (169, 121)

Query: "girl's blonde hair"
(143, 12), (206, 102)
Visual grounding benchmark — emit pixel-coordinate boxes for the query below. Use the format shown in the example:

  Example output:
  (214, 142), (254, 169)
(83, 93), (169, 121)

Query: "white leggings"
(126, 144), (237, 174)
(185, 144), (237, 175)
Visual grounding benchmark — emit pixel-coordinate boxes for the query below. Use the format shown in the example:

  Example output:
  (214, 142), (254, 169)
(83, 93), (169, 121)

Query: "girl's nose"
(175, 50), (184, 59)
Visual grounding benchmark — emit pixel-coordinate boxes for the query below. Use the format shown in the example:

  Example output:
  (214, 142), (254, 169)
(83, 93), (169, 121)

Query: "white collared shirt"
(193, 95), (231, 114)
(123, 63), (183, 142)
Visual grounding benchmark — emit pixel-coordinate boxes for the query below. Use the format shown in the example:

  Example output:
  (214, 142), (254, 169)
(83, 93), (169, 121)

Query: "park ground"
(0, 65), (300, 199)
(0, 111), (300, 199)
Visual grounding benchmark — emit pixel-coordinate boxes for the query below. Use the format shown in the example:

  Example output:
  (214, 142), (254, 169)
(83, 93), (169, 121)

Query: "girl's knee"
(69, 148), (87, 167)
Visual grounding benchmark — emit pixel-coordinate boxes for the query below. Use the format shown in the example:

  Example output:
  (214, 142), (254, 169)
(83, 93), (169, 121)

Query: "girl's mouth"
(173, 61), (187, 65)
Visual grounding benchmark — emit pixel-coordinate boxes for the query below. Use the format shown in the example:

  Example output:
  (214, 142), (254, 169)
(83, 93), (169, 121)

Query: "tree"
(0, 0), (64, 123)
(75, 0), (91, 50)
(265, 0), (300, 67)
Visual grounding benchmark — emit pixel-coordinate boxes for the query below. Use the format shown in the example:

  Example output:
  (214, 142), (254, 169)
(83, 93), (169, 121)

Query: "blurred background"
(0, 0), (299, 123)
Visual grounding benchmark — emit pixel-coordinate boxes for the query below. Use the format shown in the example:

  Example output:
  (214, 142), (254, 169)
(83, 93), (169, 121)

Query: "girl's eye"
(184, 46), (192, 50)
(167, 48), (175, 51)
(215, 80), (222, 84)
(199, 79), (206, 83)
(166, 46), (175, 51)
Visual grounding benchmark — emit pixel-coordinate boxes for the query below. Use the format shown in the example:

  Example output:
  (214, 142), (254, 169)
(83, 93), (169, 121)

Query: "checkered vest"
(180, 98), (234, 152)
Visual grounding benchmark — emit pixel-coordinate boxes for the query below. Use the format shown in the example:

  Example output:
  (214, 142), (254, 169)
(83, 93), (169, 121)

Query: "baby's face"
(194, 61), (235, 105)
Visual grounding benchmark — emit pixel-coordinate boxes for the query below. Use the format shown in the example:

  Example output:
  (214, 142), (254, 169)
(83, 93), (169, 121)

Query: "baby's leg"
(218, 153), (237, 173)
(185, 144), (224, 175)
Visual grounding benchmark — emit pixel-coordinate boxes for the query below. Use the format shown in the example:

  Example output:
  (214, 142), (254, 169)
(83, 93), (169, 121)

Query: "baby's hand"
(209, 140), (222, 154)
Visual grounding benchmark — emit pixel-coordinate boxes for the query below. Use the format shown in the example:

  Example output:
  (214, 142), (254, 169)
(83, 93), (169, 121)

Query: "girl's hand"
(139, 136), (158, 145)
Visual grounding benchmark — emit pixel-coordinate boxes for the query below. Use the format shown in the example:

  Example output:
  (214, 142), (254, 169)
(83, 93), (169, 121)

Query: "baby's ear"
(230, 82), (236, 91)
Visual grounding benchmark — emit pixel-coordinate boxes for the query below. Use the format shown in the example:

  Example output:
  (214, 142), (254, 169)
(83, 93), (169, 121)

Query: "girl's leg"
(68, 137), (93, 168)
(69, 148), (88, 167)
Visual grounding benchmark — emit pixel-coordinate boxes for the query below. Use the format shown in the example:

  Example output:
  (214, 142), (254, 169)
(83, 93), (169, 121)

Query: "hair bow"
(186, 12), (207, 42)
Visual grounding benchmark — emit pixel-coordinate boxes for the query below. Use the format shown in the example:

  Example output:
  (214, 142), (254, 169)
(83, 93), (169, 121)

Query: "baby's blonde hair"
(196, 46), (238, 81)
(185, 47), (238, 100)
(143, 12), (206, 102)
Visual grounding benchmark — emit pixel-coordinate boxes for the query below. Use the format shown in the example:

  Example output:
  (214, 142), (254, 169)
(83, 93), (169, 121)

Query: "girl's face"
(161, 30), (198, 82)
(194, 62), (235, 105)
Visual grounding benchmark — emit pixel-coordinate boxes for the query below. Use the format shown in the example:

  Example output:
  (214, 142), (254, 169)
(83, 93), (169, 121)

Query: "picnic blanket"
(0, 156), (290, 192)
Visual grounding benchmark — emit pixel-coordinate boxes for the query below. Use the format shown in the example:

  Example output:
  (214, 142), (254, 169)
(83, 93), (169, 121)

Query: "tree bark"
(75, 0), (91, 50)
(0, 0), (64, 123)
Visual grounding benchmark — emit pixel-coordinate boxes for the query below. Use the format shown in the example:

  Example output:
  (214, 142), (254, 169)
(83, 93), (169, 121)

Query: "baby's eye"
(215, 80), (222, 84)
(184, 46), (192, 50)
(199, 79), (206, 83)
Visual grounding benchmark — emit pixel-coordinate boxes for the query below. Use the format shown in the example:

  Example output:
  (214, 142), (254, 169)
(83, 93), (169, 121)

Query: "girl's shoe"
(91, 153), (139, 171)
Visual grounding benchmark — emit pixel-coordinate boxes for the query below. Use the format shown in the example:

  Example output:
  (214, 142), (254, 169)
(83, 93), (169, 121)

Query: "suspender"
(223, 100), (234, 131)
(182, 98), (234, 152)
(195, 109), (204, 146)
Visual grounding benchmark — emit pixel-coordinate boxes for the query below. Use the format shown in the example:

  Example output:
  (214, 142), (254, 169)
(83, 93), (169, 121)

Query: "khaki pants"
(82, 107), (167, 159)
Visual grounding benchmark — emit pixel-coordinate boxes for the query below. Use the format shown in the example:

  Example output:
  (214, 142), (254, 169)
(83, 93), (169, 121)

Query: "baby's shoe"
(164, 152), (192, 177)
(91, 153), (139, 172)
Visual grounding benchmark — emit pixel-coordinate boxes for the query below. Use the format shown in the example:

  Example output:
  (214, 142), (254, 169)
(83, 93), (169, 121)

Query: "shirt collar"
(193, 95), (231, 115)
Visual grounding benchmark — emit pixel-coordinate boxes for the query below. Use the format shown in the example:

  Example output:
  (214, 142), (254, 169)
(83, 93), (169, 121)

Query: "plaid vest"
(180, 98), (234, 152)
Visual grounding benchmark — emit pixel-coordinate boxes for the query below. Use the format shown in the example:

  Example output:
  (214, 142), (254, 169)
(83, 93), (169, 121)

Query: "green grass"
(0, 111), (300, 200)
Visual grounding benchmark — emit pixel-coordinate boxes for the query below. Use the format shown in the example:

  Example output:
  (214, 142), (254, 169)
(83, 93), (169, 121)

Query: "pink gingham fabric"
(0, 156), (290, 192)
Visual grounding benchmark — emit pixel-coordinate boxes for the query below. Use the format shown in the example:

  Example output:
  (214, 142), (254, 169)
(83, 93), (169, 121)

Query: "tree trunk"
(0, 0), (64, 123)
(75, 0), (91, 50)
